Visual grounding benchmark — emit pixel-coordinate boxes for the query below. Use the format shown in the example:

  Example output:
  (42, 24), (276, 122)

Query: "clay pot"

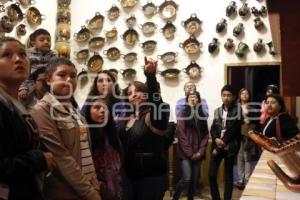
(226, 1), (237, 17)
(238, 3), (250, 18)
(224, 38), (234, 50)
(216, 18), (227, 33)
(235, 42), (248, 57)
(254, 17), (264, 30)
(208, 38), (219, 54)
(251, 7), (260, 17)
(253, 38), (265, 53)
(233, 23), (244, 37)
(266, 41), (276, 55)
(56, 23), (70, 41)
(16, 23), (26, 36)
(55, 41), (70, 58)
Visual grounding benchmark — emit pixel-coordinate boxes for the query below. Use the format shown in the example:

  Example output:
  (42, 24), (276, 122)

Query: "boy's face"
(221, 91), (234, 107)
(33, 34), (51, 53)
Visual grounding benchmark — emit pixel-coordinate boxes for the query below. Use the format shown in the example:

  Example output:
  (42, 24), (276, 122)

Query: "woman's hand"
(144, 56), (157, 76)
(191, 152), (201, 160)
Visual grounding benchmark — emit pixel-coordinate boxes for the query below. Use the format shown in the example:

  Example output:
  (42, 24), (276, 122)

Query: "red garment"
(260, 100), (269, 124)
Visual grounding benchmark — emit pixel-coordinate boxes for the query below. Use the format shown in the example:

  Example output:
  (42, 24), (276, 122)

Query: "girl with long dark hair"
(83, 97), (122, 200)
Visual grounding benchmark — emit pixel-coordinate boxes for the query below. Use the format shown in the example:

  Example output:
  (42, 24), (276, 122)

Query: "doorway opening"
(225, 62), (280, 102)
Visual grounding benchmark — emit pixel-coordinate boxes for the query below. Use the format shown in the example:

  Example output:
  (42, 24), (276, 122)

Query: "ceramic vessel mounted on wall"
(120, 28), (139, 46)
(216, 18), (227, 33)
(224, 38), (234, 50)
(208, 38), (219, 54)
(86, 12), (104, 32)
(253, 38), (265, 53)
(125, 15), (136, 28)
(141, 1), (157, 17)
(87, 52), (103, 72)
(119, 0), (138, 9)
(160, 21), (176, 39)
(157, 51), (178, 63)
(181, 13), (202, 35)
(73, 25), (91, 43)
(182, 60), (203, 79)
(238, 3), (250, 18)
(158, 0), (178, 20)
(26, 6), (45, 27)
(103, 47), (121, 61)
(254, 17), (264, 30)
(106, 5), (120, 21)
(235, 42), (248, 57)
(16, 23), (26, 36)
(139, 40), (157, 52)
(226, 1), (237, 17)
(233, 23), (244, 37)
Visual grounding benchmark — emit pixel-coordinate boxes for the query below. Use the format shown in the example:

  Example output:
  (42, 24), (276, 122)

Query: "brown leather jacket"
(31, 93), (101, 200)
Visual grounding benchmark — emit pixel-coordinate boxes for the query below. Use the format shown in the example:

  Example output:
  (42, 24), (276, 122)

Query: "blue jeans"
(173, 159), (202, 200)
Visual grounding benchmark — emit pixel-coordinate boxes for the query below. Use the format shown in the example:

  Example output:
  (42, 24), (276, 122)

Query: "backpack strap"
(275, 113), (283, 142)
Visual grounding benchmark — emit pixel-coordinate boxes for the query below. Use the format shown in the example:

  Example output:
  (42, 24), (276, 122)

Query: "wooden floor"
(163, 186), (244, 200)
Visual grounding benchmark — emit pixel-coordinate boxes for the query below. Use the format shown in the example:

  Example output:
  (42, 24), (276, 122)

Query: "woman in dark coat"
(261, 93), (298, 141)
(0, 37), (54, 200)
(118, 57), (169, 200)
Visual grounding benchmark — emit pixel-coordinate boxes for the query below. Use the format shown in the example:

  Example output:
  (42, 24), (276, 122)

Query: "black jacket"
(261, 113), (299, 141)
(119, 74), (170, 178)
(0, 92), (47, 200)
(210, 103), (243, 156)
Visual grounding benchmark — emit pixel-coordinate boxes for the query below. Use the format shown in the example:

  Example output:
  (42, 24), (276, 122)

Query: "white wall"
(71, 0), (280, 123)
(3, 0), (280, 124)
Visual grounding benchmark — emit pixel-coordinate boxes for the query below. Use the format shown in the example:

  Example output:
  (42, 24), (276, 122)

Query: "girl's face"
(266, 97), (281, 116)
(90, 99), (109, 124)
(96, 73), (114, 96)
(187, 94), (199, 107)
(0, 41), (29, 85)
(240, 90), (250, 103)
(47, 64), (77, 98)
(127, 85), (147, 106)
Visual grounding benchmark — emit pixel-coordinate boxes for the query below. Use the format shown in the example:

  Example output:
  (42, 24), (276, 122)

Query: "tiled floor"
(163, 186), (244, 200)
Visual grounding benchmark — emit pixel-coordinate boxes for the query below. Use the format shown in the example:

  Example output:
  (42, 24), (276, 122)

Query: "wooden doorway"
(225, 62), (280, 102)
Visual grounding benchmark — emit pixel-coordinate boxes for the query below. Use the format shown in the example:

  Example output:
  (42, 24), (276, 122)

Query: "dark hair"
(266, 84), (279, 94)
(185, 91), (201, 104)
(221, 84), (236, 96)
(266, 93), (286, 113)
(0, 36), (24, 48)
(83, 97), (121, 152)
(44, 57), (78, 108)
(29, 67), (46, 81)
(81, 70), (121, 114)
(30, 28), (51, 41)
(182, 91), (207, 132)
(45, 57), (76, 79)
(238, 88), (251, 102)
(124, 81), (148, 96)
(87, 70), (120, 105)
